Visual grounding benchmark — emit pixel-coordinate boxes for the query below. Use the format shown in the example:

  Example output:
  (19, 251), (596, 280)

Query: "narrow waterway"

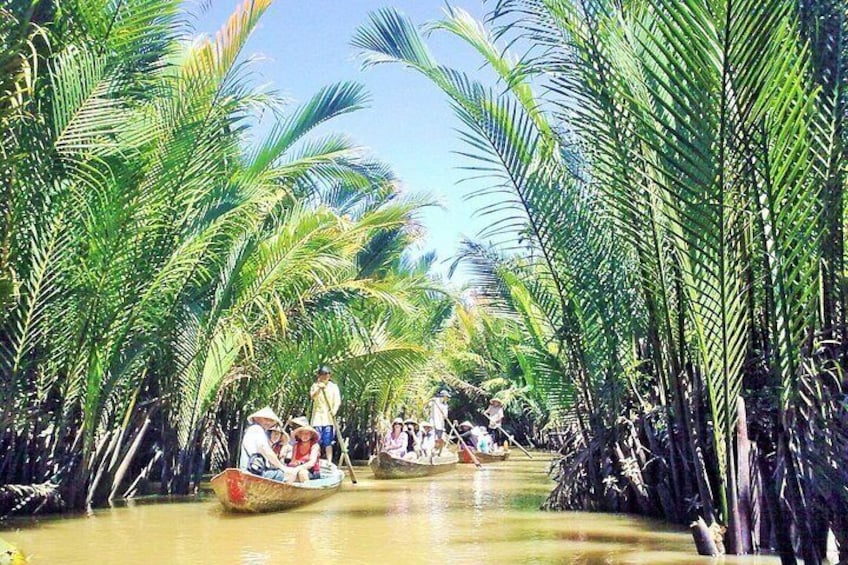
(3, 456), (779, 564)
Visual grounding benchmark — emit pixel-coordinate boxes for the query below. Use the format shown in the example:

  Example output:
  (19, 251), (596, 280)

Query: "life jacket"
(289, 440), (320, 473)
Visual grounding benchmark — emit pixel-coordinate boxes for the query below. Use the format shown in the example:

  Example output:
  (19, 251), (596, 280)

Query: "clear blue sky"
(188, 0), (504, 285)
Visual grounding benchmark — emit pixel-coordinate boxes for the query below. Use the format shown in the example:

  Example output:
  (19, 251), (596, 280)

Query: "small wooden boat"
(457, 448), (510, 464)
(210, 464), (344, 513)
(369, 451), (458, 479)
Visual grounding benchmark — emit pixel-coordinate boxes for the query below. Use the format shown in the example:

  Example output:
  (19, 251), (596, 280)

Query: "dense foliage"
(0, 0), (450, 512)
(355, 1), (848, 561)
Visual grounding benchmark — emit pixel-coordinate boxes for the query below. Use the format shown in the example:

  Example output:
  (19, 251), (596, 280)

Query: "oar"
(321, 387), (358, 484)
(435, 402), (481, 468)
(480, 412), (533, 459)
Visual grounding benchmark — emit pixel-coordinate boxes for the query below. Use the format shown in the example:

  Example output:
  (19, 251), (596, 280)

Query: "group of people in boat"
(239, 366), (340, 483)
(241, 368), (513, 478)
(378, 392), (510, 460)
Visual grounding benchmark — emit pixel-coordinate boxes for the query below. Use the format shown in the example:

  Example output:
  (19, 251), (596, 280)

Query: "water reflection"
(1, 456), (779, 565)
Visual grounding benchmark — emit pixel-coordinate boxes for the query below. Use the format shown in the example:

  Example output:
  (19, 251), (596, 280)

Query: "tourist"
(419, 421), (436, 457)
(286, 415), (309, 446)
(381, 418), (408, 458)
(288, 425), (322, 482)
(477, 428), (492, 453)
(309, 365), (341, 462)
(239, 407), (291, 482)
(483, 398), (505, 446)
(426, 390), (451, 441)
(269, 424), (292, 462)
(404, 418), (420, 454)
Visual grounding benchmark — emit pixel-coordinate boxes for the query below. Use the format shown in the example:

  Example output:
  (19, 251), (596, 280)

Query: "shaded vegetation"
(0, 0), (451, 512)
(355, 1), (848, 561)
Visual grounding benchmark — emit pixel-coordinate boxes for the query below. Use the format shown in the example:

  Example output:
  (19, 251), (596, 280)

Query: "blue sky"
(189, 0), (505, 285)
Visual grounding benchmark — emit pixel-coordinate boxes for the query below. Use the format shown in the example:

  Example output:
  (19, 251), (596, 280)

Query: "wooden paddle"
(321, 387), (358, 484)
(480, 411), (533, 459)
(434, 401), (481, 468)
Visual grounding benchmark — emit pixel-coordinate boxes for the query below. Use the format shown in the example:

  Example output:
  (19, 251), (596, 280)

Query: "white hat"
(247, 406), (282, 425)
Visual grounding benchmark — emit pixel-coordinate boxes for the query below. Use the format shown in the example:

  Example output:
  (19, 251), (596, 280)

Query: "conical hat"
(247, 406), (281, 425)
(287, 416), (309, 428)
(293, 425), (320, 442)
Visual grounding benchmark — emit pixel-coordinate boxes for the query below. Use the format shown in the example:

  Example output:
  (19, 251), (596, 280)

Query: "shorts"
(435, 429), (444, 439)
(261, 468), (287, 482)
(315, 425), (335, 447)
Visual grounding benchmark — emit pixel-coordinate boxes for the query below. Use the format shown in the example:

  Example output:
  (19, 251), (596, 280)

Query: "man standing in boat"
(484, 398), (505, 447)
(309, 365), (340, 463)
(426, 390), (450, 444)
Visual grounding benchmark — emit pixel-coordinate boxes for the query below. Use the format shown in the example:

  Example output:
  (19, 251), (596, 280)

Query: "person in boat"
(477, 428), (492, 453)
(287, 425), (322, 482)
(239, 407), (293, 482)
(456, 420), (479, 451)
(419, 421), (436, 458)
(381, 417), (409, 459)
(286, 415), (309, 446)
(309, 365), (341, 463)
(426, 390), (450, 442)
(269, 424), (292, 462)
(404, 418), (421, 455)
(483, 398), (505, 447)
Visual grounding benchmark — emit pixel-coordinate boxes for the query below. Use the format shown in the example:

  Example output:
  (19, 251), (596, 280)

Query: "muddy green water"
(2, 456), (779, 564)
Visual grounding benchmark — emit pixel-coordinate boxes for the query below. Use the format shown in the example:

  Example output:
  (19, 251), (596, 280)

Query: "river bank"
(0, 456), (781, 564)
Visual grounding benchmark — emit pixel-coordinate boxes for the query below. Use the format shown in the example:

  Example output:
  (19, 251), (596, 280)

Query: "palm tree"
(354, 2), (848, 560)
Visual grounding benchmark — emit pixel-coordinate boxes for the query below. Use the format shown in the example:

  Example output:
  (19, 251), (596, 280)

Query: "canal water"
(2, 456), (779, 564)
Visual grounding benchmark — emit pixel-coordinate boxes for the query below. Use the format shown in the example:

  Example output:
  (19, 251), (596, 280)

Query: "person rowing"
(456, 421), (479, 450)
(239, 407), (295, 482)
(483, 398), (505, 447)
(309, 365), (340, 463)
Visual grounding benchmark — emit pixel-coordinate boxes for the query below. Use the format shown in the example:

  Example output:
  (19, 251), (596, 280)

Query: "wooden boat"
(210, 464), (344, 513)
(457, 447), (510, 464)
(369, 451), (458, 479)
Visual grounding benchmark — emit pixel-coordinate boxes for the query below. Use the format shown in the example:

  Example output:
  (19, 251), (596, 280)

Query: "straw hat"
(489, 398), (504, 406)
(268, 424), (290, 442)
(403, 417), (417, 426)
(287, 416), (309, 428)
(459, 420), (473, 429)
(391, 417), (404, 426)
(293, 425), (319, 443)
(421, 421), (434, 429)
(438, 390), (451, 398)
(247, 407), (281, 426)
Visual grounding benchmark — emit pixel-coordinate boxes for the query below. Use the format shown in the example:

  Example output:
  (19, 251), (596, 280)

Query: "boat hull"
(369, 451), (458, 479)
(210, 466), (343, 513)
(458, 448), (510, 464)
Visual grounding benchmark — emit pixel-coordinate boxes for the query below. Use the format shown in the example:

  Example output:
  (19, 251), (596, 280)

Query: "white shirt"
(239, 424), (271, 469)
(484, 405), (504, 427)
(310, 381), (341, 426)
(428, 398), (448, 429)
(420, 431), (436, 454)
